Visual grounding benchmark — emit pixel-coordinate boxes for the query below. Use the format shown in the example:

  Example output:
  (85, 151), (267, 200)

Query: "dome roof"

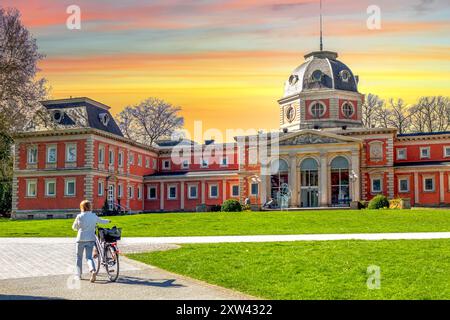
(283, 51), (358, 97)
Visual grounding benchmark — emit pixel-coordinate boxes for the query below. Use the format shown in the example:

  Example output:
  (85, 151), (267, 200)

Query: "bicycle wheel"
(104, 244), (119, 282)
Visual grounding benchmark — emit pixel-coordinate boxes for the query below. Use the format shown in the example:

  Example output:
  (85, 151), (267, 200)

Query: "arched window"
(270, 159), (289, 175)
(331, 156), (350, 206)
(342, 102), (354, 118)
(309, 102), (326, 119)
(300, 158), (319, 207)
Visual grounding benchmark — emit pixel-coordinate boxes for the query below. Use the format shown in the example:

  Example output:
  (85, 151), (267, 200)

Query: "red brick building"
(11, 50), (450, 219)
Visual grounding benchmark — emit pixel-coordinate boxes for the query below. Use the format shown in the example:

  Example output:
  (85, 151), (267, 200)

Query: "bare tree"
(362, 94), (384, 128)
(410, 96), (450, 133)
(0, 8), (47, 136)
(386, 98), (411, 134)
(117, 97), (184, 146)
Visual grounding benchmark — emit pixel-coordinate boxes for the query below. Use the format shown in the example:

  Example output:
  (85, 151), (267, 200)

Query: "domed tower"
(278, 50), (364, 131)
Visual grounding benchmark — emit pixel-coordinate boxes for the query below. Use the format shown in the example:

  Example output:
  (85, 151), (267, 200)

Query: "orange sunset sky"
(3, 0), (450, 141)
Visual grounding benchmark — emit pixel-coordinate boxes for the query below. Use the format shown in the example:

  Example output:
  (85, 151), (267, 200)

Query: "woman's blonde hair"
(80, 200), (92, 212)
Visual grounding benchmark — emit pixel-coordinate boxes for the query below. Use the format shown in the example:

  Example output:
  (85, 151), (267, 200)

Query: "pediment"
(278, 130), (360, 146)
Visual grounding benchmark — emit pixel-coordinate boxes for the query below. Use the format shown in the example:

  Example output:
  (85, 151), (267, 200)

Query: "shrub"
(221, 199), (242, 212)
(242, 204), (251, 211)
(210, 204), (222, 212)
(368, 195), (390, 209)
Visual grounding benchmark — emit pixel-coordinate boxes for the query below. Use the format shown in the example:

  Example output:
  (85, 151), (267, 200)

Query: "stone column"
(260, 165), (270, 204)
(180, 181), (185, 210)
(160, 182), (165, 211)
(440, 171), (444, 203)
(414, 172), (419, 205)
(319, 153), (328, 206)
(201, 180), (206, 204)
(289, 155), (298, 207)
(351, 151), (361, 202)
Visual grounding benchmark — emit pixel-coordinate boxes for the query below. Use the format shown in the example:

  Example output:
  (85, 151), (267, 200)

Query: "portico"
(261, 130), (361, 208)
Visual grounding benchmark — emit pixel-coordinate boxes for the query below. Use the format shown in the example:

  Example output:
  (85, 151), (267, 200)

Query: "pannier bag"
(99, 226), (122, 242)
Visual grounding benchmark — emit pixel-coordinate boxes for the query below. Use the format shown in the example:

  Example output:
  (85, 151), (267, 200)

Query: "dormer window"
(99, 113), (110, 126)
(52, 110), (64, 123)
(311, 70), (323, 82)
(339, 70), (351, 82)
(289, 74), (299, 85)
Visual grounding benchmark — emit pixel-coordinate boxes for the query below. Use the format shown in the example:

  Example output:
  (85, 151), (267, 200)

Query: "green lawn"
(1, 209), (450, 237)
(128, 239), (450, 300)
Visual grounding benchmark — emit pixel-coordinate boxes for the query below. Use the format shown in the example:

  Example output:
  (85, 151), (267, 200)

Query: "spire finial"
(320, 0), (323, 51)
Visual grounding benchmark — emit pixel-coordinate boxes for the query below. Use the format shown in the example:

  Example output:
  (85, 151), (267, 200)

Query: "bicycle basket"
(99, 227), (122, 242)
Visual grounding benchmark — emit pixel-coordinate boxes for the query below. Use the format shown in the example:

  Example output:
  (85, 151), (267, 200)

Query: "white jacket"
(72, 211), (110, 242)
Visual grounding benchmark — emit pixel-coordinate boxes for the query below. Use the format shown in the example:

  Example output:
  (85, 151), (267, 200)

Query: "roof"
(40, 98), (123, 137)
(144, 170), (239, 180)
(395, 161), (450, 167)
(397, 131), (450, 137)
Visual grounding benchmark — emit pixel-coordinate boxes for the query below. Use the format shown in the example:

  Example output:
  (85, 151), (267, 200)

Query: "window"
(109, 149), (115, 165)
(168, 186), (177, 200)
(397, 148), (407, 160)
(66, 144), (77, 163)
(209, 184), (218, 198)
(220, 157), (228, 167)
(128, 186), (134, 199)
(371, 178), (382, 193)
(98, 180), (104, 196)
(444, 147), (450, 158)
(398, 178), (409, 193)
(153, 159), (157, 169)
(45, 180), (56, 197)
(129, 153), (135, 165)
(424, 177), (435, 192)
(251, 183), (259, 196)
(118, 184), (123, 198)
(118, 151), (124, 167)
(162, 160), (171, 170)
(65, 179), (76, 196)
(181, 159), (190, 169)
(138, 155), (142, 166)
(342, 102), (354, 118)
(26, 180), (37, 197)
(47, 146), (57, 163)
(201, 158), (209, 168)
(420, 147), (430, 159)
(148, 186), (157, 200)
(286, 106), (295, 122)
(231, 185), (240, 197)
(188, 185), (198, 199)
(137, 185), (142, 199)
(145, 157), (150, 168)
(369, 141), (383, 162)
(98, 146), (105, 164)
(309, 102), (326, 119)
(28, 147), (37, 164)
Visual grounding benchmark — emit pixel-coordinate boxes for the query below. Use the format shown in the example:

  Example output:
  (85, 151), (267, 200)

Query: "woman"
(72, 200), (110, 282)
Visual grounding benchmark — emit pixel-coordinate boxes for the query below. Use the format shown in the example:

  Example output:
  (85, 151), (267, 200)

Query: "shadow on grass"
(94, 275), (184, 288)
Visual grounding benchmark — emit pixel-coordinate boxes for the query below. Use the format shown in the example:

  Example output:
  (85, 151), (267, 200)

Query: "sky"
(2, 0), (450, 141)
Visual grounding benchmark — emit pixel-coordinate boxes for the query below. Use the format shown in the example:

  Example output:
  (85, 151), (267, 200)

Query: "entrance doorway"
(300, 158), (319, 208)
(270, 159), (289, 208)
(330, 156), (350, 206)
(108, 184), (115, 211)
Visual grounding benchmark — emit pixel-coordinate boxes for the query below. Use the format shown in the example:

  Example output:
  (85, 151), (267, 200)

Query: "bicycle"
(93, 226), (121, 282)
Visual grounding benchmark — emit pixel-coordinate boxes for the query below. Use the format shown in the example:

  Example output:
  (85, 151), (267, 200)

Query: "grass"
(128, 239), (450, 300)
(1, 209), (450, 237)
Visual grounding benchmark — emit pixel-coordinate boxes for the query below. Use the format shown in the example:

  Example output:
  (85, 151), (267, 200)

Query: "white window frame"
(98, 180), (104, 196)
(98, 145), (105, 164)
(128, 185), (134, 199)
(152, 159), (157, 169)
(65, 143), (77, 163)
(371, 177), (383, 193)
(65, 178), (76, 197)
(162, 160), (171, 170)
(168, 185), (178, 200)
(444, 146), (450, 158)
(45, 179), (56, 197)
(137, 185), (142, 200)
(231, 185), (240, 197)
(118, 183), (123, 198)
(145, 157), (150, 168)
(129, 152), (135, 165)
(397, 148), (407, 160)
(118, 150), (124, 167)
(26, 179), (37, 197)
(250, 183), (259, 196)
(398, 177), (409, 193)
(109, 149), (115, 165)
(182, 159), (190, 169)
(188, 185), (198, 199)
(147, 186), (157, 200)
(27, 146), (38, 164)
(220, 157), (228, 167)
(420, 147), (430, 159)
(138, 155), (143, 167)
(423, 176), (435, 192)
(46, 145), (57, 164)
(209, 184), (219, 199)
(201, 158), (209, 168)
